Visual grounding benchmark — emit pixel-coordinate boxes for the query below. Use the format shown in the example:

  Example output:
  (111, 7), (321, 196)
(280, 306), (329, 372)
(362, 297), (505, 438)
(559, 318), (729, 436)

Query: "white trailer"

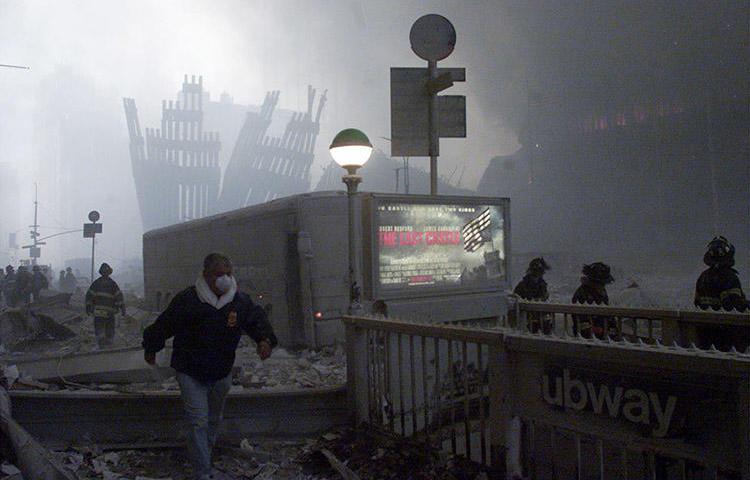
(143, 191), (510, 347)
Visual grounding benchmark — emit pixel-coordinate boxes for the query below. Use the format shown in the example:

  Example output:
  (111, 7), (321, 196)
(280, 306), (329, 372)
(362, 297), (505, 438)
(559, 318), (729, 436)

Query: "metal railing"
(346, 316), (498, 465)
(510, 300), (750, 351)
(344, 312), (750, 479)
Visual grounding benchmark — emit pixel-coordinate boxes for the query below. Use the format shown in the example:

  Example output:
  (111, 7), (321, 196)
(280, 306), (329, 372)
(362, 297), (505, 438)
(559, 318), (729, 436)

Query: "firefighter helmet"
(527, 257), (550, 275)
(99, 263), (113, 276)
(582, 262), (614, 284)
(703, 236), (735, 267)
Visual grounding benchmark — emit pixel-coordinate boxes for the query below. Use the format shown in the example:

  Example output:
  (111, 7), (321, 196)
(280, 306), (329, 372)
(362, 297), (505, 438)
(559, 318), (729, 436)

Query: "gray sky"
(0, 1), (520, 267)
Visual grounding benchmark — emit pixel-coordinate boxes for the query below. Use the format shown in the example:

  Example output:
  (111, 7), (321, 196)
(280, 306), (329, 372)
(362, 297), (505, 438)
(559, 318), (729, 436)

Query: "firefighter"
(694, 237), (748, 351)
(513, 257), (551, 333)
(63, 267), (78, 294)
(2, 266), (16, 307)
(31, 265), (49, 303)
(694, 236), (747, 312)
(86, 263), (125, 348)
(14, 266), (32, 308)
(372, 299), (389, 317)
(572, 262), (615, 339)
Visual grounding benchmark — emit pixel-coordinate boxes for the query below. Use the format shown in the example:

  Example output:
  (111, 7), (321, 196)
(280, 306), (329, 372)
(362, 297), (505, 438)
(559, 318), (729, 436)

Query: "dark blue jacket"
(142, 287), (277, 382)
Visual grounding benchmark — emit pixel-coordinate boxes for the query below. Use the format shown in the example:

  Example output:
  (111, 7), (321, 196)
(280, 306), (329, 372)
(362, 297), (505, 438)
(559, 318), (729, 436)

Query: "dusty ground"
(46, 426), (491, 480)
(52, 439), (320, 480)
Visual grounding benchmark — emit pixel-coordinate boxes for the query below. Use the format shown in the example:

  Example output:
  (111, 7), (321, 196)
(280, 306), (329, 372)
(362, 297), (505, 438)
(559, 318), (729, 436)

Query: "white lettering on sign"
(542, 369), (677, 437)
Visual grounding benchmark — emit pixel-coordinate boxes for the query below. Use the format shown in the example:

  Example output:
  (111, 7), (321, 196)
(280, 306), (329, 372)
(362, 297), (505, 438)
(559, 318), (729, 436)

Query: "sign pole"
(428, 59), (439, 195)
(392, 14), (464, 194)
(84, 210), (101, 283)
(90, 228), (96, 284)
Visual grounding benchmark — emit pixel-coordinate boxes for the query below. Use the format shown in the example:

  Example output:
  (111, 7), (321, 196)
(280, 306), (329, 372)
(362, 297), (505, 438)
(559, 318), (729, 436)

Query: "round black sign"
(88, 210), (100, 222)
(409, 14), (456, 62)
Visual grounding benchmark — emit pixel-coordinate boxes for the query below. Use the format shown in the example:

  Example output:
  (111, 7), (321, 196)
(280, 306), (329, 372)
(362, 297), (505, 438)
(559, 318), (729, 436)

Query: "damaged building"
(477, 2), (749, 267)
(124, 76), (327, 231)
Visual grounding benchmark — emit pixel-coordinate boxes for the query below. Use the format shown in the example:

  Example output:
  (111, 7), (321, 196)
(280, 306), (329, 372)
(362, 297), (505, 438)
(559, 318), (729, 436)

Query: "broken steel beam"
(0, 387), (76, 479)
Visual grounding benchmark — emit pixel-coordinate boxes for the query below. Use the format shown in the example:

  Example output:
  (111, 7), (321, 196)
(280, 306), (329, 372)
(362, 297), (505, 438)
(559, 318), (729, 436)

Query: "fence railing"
(510, 300), (750, 352)
(344, 312), (750, 479)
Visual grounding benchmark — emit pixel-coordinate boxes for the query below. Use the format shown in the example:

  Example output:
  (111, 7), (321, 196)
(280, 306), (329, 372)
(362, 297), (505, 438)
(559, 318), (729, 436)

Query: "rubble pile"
(297, 427), (490, 480)
(234, 344), (347, 390)
(0, 291), (346, 394)
(53, 440), (325, 480)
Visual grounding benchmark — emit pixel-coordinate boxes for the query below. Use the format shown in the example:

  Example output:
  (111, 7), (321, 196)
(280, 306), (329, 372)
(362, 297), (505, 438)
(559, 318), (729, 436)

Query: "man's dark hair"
(203, 253), (232, 273)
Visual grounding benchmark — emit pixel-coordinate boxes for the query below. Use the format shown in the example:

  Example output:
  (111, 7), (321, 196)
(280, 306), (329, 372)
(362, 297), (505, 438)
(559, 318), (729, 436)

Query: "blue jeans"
(176, 372), (232, 478)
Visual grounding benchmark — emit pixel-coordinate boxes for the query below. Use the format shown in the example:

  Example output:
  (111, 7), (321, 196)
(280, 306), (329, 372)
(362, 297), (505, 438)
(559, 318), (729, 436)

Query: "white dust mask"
(215, 275), (233, 294)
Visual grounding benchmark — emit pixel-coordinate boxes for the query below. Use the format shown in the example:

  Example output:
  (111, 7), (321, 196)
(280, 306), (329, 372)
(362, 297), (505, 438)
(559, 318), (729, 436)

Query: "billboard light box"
(363, 194), (509, 299)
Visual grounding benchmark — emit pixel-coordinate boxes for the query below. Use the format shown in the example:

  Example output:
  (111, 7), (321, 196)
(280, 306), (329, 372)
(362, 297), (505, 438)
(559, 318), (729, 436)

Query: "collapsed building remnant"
(219, 85), (327, 209)
(124, 75), (222, 231)
(124, 76), (327, 231)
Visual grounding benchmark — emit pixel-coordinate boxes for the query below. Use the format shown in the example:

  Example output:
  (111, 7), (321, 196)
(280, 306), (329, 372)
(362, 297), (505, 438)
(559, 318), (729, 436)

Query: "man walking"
(85, 263), (125, 348)
(142, 253), (276, 480)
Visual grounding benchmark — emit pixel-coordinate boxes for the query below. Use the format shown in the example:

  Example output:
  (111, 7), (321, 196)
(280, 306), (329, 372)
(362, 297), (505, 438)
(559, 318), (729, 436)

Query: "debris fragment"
(321, 448), (361, 480)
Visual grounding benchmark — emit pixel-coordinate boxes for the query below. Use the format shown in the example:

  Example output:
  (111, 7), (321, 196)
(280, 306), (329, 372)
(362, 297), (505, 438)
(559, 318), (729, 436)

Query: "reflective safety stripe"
(720, 288), (744, 301)
(91, 291), (116, 299)
(94, 305), (117, 316)
(697, 296), (720, 305)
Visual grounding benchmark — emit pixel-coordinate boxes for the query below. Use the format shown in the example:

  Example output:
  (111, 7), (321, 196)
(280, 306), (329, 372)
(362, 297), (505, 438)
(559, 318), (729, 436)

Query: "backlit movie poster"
(377, 202), (505, 290)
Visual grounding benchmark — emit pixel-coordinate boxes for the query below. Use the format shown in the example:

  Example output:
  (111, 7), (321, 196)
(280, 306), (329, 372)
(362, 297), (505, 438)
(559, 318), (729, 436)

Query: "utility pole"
(31, 184), (39, 265)
(22, 183), (44, 264)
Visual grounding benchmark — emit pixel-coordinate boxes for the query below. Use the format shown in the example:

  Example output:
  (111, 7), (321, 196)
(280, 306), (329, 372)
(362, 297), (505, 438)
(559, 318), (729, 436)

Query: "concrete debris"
(0, 463), (21, 475)
(55, 440), (327, 480)
(3, 364), (19, 388)
(0, 307), (77, 354)
(320, 449), (360, 480)
(1, 292), (345, 394)
(234, 343), (346, 391)
(297, 426), (490, 480)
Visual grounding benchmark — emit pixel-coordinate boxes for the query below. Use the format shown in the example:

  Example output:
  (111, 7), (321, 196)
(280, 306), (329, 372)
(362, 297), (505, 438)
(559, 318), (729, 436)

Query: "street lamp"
(330, 128), (373, 314)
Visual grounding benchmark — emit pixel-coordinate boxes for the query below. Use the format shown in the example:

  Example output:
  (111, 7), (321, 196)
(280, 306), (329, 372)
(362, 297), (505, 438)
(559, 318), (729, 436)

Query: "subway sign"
(540, 366), (737, 445)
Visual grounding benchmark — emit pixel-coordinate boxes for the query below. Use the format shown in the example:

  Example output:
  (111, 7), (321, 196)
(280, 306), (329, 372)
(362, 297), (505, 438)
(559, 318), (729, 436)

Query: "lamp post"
(329, 128), (373, 314)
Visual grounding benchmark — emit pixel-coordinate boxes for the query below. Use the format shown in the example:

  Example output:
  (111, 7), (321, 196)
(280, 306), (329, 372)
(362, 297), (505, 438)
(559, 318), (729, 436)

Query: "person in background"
(14, 266), (32, 308)
(694, 236), (748, 351)
(571, 262), (615, 339)
(142, 252), (277, 480)
(63, 267), (77, 294)
(372, 299), (389, 318)
(513, 257), (551, 333)
(31, 265), (49, 303)
(86, 263), (125, 348)
(2, 266), (16, 307)
(694, 236), (747, 312)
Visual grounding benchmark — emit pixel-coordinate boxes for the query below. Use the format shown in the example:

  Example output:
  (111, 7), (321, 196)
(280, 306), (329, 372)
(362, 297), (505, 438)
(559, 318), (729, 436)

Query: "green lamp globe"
(329, 128), (373, 170)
